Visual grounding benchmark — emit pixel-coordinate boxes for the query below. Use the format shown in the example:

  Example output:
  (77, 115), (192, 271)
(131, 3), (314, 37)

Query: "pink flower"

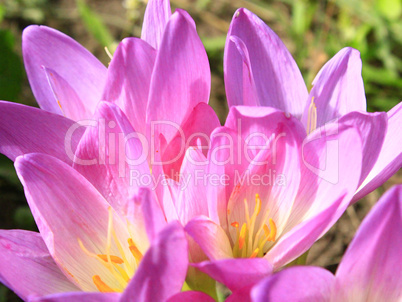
(224, 8), (401, 202)
(0, 152), (189, 301)
(0, 0), (219, 300)
(0, 0), (219, 175)
(240, 184), (402, 302)
(180, 104), (364, 291)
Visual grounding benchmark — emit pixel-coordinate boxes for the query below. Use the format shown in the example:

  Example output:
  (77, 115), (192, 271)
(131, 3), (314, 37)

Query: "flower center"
(78, 207), (143, 292)
(230, 194), (277, 258)
(307, 97), (317, 134)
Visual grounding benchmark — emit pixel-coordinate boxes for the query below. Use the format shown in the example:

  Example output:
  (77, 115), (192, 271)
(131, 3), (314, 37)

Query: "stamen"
(112, 229), (134, 276)
(128, 238), (143, 264)
(307, 97), (317, 134)
(97, 255), (124, 264)
(250, 248), (259, 258)
(255, 194), (262, 215)
(239, 223), (247, 250)
(267, 218), (277, 242)
(93, 275), (115, 293)
(231, 222), (239, 228)
(104, 46), (113, 60)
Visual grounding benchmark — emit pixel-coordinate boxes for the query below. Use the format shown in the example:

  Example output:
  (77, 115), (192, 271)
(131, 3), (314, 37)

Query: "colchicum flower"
(242, 184), (402, 302)
(184, 106), (364, 292)
(0, 0), (219, 178)
(0, 0), (218, 300)
(0, 152), (189, 301)
(223, 8), (401, 202)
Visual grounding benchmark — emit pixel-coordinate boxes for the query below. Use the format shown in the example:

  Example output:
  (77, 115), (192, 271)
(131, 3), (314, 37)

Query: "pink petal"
(161, 102), (220, 177)
(174, 148), (210, 225)
(127, 187), (167, 243)
(335, 185), (402, 301)
(224, 35), (258, 107)
(32, 292), (120, 302)
(224, 9), (308, 118)
(121, 222), (188, 302)
(193, 258), (272, 291)
(185, 216), (233, 260)
(23, 25), (107, 119)
(207, 126), (247, 230)
(0, 101), (84, 163)
(353, 102), (402, 201)
(167, 291), (215, 302)
(73, 101), (150, 216)
(43, 67), (88, 121)
(226, 112), (303, 240)
(302, 47), (366, 128)
(15, 153), (134, 292)
(288, 122), (363, 224)
(338, 111), (387, 187)
(265, 193), (346, 270)
(225, 286), (253, 302)
(251, 266), (334, 302)
(141, 0), (171, 49)
(0, 230), (79, 301)
(101, 38), (156, 137)
(267, 124), (363, 269)
(147, 9), (210, 144)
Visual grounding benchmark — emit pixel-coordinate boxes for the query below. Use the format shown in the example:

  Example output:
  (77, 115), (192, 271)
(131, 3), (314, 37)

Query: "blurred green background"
(0, 0), (401, 300)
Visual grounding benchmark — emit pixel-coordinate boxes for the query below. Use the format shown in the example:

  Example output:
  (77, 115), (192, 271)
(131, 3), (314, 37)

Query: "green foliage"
(76, 0), (116, 51)
(0, 29), (24, 102)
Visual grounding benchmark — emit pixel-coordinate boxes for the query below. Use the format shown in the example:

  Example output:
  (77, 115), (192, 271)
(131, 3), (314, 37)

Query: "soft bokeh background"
(0, 0), (401, 300)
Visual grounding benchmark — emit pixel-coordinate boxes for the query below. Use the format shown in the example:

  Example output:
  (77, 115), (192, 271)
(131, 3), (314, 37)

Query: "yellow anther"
(239, 223), (247, 250)
(128, 238), (143, 264)
(97, 255), (124, 264)
(93, 275), (115, 293)
(250, 248), (259, 258)
(267, 218), (277, 242)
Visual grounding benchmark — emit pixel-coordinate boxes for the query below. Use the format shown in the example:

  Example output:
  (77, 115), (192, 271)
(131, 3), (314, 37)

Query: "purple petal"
(101, 38), (156, 137)
(265, 193), (346, 270)
(302, 47), (366, 128)
(15, 153), (134, 292)
(0, 101), (84, 163)
(267, 124), (363, 268)
(335, 185), (402, 301)
(226, 110), (303, 241)
(141, 0), (171, 49)
(147, 9), (210, 144)
(73, 101), (150, 215)
(224, 35), (258, 107)
(121, 222), (188, 302)
(251, 266), (334, 302)
(0, 230), (79, 301)
(338, 111), (387, 187)
(174, 148), (210, 225)
(224, 9), (307, 118)
(43, 67), (89, 121)
(167, 291), (215, 302)
(193, 258), (272, 291)
(161, 102), (220, 177)
(32, 292), (120, 302)
(127, 187), (167, 242)
(353, 102), (402, 201)
(225, 286), (253, 302)
(185, 216), (233, 260)
(23, 25), (107, 119)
